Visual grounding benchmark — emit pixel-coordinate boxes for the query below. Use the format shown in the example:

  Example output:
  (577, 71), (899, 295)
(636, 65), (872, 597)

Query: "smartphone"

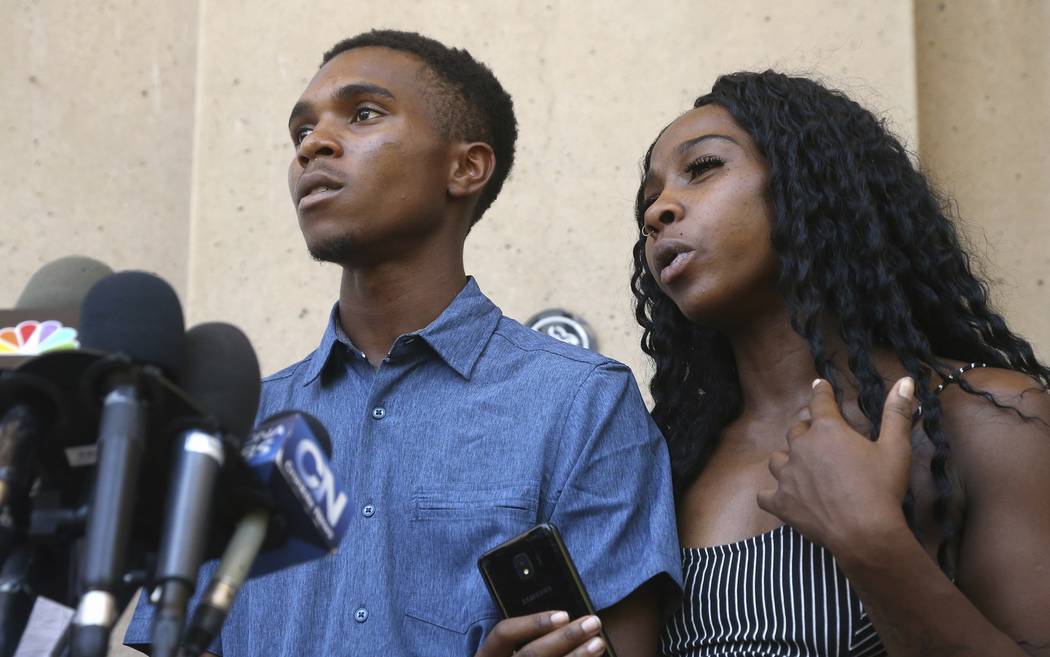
(477, 523), (617, 657)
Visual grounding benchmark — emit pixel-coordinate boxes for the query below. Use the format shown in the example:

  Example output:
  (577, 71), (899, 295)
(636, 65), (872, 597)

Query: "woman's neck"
(725, 306), (905, 427)
(726, 305), (823, 419)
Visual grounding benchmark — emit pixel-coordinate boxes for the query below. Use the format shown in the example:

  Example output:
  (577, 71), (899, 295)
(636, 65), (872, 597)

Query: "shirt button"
(371, 407), (386, 420)
(362, 504), (375, 518)
(354, 607), (368, 623)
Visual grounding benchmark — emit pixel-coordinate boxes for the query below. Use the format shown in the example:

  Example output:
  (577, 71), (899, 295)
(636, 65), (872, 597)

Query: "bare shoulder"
(937, 365), (1049, 427)
(936, 366), (1050, 487)
(933, 367), (1050, 641)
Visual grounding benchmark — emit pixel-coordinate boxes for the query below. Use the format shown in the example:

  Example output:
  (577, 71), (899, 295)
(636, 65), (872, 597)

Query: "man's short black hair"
(323, 30), (517, 226)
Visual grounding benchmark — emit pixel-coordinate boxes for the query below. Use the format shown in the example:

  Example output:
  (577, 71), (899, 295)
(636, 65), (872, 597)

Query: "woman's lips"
(660, 250), (694, 285)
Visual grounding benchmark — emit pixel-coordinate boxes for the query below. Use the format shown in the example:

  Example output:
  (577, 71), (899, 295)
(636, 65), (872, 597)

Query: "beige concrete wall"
(0, 0), (921, 381)
(184, 0), (918, 381)
(0, 0), (199, 304)
(915, 0), (1050, 360)
(9, 2), (1044, 653)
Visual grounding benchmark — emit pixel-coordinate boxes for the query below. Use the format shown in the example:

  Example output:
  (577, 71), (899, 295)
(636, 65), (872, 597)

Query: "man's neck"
(337, 259), (467, 368)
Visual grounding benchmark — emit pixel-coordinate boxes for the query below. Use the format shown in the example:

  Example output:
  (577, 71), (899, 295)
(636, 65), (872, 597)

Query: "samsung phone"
(477, 523), (617, 657)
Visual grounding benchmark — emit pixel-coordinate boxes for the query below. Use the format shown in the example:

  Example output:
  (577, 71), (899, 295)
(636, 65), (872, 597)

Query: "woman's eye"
(685, 155), (724, 179)
(352, 107), (381, 122)
(293, 126), (312, 145)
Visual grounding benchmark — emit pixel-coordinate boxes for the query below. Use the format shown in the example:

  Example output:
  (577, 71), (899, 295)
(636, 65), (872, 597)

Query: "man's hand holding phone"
(475, 611), (606, 657)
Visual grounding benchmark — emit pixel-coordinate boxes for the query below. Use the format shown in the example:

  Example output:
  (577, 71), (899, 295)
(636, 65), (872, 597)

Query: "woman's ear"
(448, 142), (496, 200)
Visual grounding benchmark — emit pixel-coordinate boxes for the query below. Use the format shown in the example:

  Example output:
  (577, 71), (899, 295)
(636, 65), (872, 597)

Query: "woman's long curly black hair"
(631, 70), (1050, 572)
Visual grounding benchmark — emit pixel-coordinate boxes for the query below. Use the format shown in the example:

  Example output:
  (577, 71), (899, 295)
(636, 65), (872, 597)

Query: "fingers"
(477, 613), (604, 657)
(785, 420), (809, 443)
(759, 451), (788, 518)
(768, 449), (789, 478)
(476, 611), (570, 657)
(797, 405), (812, 423)
(878, 376), (917, 451)
(756, 487), (780, 516)
(519, 615), (605, 657)
(807, 378), (843, 421)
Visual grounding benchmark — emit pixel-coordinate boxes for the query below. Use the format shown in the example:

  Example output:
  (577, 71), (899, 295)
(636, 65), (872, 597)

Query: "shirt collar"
(415, 277), (501, 379)
(301, 305), (344, 385)
(301, 277), (501, 385)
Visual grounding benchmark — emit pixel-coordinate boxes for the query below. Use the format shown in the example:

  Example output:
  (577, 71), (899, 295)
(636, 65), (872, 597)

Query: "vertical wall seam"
(184, 0), (207, 325)
(910, 0), (926, 159)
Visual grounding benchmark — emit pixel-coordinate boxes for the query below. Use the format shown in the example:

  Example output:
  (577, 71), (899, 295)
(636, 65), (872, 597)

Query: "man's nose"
(297, 128), (341, 166)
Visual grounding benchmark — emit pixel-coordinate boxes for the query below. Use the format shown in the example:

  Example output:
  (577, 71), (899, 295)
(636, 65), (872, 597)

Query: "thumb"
(878, 377), (917, 452)
(808, 378), (844, 421)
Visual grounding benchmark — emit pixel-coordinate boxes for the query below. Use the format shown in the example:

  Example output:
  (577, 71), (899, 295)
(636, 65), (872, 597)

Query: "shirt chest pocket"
(402, 483), (540, 634)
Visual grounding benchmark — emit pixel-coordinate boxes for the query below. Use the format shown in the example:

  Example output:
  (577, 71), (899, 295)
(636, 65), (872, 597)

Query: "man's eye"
(352, 107), (381, 122)
(293, 126), (312, 145)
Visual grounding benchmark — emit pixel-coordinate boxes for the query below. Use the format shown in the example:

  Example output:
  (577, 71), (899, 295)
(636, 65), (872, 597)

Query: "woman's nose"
(642, 196), (682, 237)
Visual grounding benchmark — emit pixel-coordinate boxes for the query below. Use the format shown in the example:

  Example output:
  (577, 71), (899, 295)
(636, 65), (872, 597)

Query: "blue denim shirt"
(127, 278), (681, 656)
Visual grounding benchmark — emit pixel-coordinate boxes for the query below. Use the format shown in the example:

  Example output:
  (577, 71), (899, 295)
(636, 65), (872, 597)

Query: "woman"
(633, 71), (1050, 656)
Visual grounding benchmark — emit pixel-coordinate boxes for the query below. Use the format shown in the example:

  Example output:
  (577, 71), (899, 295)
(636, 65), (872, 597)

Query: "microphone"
(182, 411), (349, 655)
(0, 545), (34, 657)
(0, 256), (112, 510)
(149, 323), (261, 657)
(0, 258), (112, 655)
(0, 373), (59, 543)
(14, 256), (115, 310)
(71, 271), (186, 657)
(0, 373), (60, 657)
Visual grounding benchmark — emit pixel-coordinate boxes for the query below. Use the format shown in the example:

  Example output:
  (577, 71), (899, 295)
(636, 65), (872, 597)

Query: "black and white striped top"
(660, 363), (988, 656)
(660, 525), (886, 657)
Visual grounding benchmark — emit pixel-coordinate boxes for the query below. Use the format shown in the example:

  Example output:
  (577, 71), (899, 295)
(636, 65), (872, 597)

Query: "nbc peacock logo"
(0, 320), (80, 356)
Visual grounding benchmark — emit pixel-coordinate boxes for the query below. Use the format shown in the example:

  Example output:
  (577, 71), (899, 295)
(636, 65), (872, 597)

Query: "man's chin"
(306, 235), (358, 265)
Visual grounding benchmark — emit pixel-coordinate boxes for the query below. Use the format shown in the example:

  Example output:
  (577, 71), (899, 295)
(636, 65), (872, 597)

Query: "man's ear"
(448, 142), (496, 200)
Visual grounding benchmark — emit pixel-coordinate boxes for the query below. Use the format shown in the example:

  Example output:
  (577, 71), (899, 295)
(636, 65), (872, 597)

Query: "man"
(126, 30), (680, 656)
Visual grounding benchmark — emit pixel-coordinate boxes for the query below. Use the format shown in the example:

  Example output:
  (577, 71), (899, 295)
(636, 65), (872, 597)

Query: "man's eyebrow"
(332, 82), (395, 103)
(675, 133), (737, 155)
(287, 83), (396, 128)
(288, 101), (311, 128)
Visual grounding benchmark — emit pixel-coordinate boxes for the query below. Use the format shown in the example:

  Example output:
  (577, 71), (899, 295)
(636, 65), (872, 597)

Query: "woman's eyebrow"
(675, 133), (738, 155)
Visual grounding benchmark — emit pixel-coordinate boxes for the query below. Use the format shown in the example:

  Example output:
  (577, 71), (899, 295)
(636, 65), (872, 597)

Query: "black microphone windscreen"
(79, 272), (186, 378)
(260, 410), (332, 456)
(15, 255), (114, 310)
(183, 323), (261, 442)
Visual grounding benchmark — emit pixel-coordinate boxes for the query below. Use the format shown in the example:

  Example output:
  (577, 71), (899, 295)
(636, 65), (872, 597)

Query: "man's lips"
(297, 186), (342, 211)
(650, 239), (696, 285)
(294, 170), (345, 209)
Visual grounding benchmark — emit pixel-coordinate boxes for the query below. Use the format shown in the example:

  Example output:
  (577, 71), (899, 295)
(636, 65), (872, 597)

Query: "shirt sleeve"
(547, 361), (683, 612)
(123, 560), (224, 656)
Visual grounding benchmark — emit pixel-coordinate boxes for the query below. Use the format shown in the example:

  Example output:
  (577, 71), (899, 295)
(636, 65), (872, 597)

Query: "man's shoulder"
(265, 349), (318, 379)
(484, 316), (639, 393)
(489, 315), (619, 369)
(258, 351), (317, 392)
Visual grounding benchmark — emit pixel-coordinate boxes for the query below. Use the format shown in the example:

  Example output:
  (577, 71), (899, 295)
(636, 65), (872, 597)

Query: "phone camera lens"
(513, 553), (535, 580)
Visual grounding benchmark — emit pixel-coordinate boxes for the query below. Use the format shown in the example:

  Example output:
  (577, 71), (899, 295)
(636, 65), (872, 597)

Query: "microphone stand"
(0, 544), (35, 657)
